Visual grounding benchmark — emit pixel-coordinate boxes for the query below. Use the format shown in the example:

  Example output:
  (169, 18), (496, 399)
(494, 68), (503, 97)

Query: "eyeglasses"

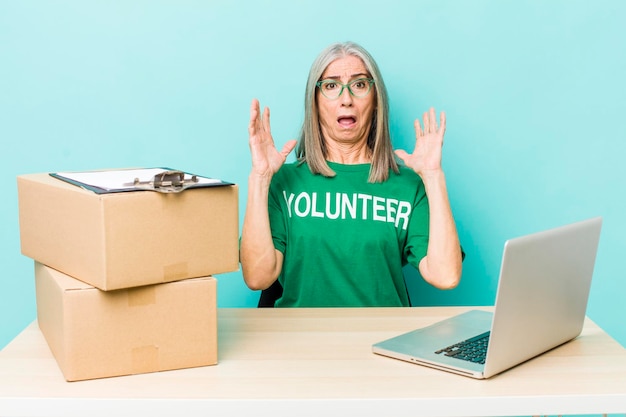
(316, 78), (375, 100)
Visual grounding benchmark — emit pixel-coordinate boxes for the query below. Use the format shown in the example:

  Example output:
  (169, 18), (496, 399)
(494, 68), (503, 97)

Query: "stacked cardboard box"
(17, 171), (239, 381)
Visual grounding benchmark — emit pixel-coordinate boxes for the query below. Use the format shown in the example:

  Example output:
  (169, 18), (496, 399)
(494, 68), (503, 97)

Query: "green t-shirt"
(268, 161), (429, 307)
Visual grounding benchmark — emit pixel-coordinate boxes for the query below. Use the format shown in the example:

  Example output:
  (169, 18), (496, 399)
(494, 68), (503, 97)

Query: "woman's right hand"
(248, 99), (297, 179)
(242, 99), (293, 291)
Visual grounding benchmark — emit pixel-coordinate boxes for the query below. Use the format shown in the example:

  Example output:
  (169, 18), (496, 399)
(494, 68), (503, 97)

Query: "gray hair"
(296, 41), (399, 183)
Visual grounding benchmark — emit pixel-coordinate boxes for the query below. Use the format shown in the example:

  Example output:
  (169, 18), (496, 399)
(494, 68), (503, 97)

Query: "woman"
(240, 41), (463, 307)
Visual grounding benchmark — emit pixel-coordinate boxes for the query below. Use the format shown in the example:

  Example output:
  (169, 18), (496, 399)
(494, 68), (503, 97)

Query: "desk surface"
(1, 307), (625, 417)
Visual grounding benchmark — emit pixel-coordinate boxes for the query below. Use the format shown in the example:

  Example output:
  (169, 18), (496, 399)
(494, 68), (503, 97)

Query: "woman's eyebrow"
(321, 73), (370, 80)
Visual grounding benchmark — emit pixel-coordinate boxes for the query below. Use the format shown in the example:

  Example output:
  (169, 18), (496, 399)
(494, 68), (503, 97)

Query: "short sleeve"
(268, 175), (287, 254)
(403, 184), (430, 269)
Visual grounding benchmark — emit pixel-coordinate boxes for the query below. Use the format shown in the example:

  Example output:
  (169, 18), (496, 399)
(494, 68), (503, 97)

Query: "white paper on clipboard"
(53, 168), (224, 193)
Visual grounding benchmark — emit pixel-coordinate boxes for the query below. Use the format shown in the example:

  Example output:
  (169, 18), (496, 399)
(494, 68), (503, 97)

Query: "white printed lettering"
(311, 192), (324, 218)
(373, 196), (386, 222)
(281, 191), (412, 230)
(283, 190), (295, 217)
(357, 194), (372, 220)
(294, 192), (310, 217)
(341, 193), (357, 219)
(326, 192), (340, 220)
(395, 201), (412, 230)
(386, 198), (398, 223)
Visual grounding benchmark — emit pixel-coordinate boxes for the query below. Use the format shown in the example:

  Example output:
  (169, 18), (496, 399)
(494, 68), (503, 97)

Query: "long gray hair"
(296, 41), (398, 183)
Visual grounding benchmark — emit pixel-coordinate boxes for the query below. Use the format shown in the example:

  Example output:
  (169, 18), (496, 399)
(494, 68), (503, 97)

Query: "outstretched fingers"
(438, 110), (446, 136)
(421, 107), (438, 134)
(249, 99), (271, 130)
(249, 99), (262, 136)
(415, 108), (446, 138)
(414, 118), (424, 139)
(249, 99), (274, 146)
(394, 149), (409, 163)
(281, 140), (298, 158)
(424, 110), (431, 134)
(262, 105), (271, 136)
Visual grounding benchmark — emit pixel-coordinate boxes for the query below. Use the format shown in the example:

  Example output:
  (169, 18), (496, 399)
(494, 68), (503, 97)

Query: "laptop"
(372, 217), (602, 379)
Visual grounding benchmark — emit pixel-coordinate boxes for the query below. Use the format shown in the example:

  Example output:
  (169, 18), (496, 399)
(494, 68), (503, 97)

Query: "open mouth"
(337, 116), (356, 127)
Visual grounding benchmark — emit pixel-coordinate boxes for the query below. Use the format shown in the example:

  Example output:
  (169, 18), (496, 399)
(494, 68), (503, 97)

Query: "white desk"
(1, 307), (625, 417)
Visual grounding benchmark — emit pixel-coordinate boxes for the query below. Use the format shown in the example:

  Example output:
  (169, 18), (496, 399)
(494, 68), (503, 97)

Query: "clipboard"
(50, 168), (233, 194)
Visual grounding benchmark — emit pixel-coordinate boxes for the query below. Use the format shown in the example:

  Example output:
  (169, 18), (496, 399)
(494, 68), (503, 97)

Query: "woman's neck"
(325, 141), (372, 164)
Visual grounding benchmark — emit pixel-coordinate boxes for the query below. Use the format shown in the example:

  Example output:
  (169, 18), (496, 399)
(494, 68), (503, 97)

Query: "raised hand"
(394, 107), (446, 177)
(248, 99), (297, 179)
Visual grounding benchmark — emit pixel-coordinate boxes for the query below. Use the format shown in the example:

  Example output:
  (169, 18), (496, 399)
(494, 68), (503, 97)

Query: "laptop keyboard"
(434, 331), (490, 365)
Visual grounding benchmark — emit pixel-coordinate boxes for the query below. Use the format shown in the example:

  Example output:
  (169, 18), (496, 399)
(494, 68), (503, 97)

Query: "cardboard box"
(18, 172), (239, 290)
(35, 262), (218, 381)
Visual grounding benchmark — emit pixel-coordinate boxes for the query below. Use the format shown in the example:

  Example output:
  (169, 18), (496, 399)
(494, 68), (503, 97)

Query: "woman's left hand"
(395, 107), (446, 177)
(396, 107), (462, 289)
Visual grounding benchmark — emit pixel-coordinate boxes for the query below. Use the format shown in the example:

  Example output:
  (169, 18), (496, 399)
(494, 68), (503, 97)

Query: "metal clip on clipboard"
(132, 170), (199, 193)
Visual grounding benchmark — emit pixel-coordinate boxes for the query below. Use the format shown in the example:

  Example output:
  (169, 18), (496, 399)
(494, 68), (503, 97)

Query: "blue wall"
(2, 0), (625, 349)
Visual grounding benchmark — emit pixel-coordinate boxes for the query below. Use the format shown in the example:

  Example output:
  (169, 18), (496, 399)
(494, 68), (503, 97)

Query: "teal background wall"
(1, 0), (625, 350)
